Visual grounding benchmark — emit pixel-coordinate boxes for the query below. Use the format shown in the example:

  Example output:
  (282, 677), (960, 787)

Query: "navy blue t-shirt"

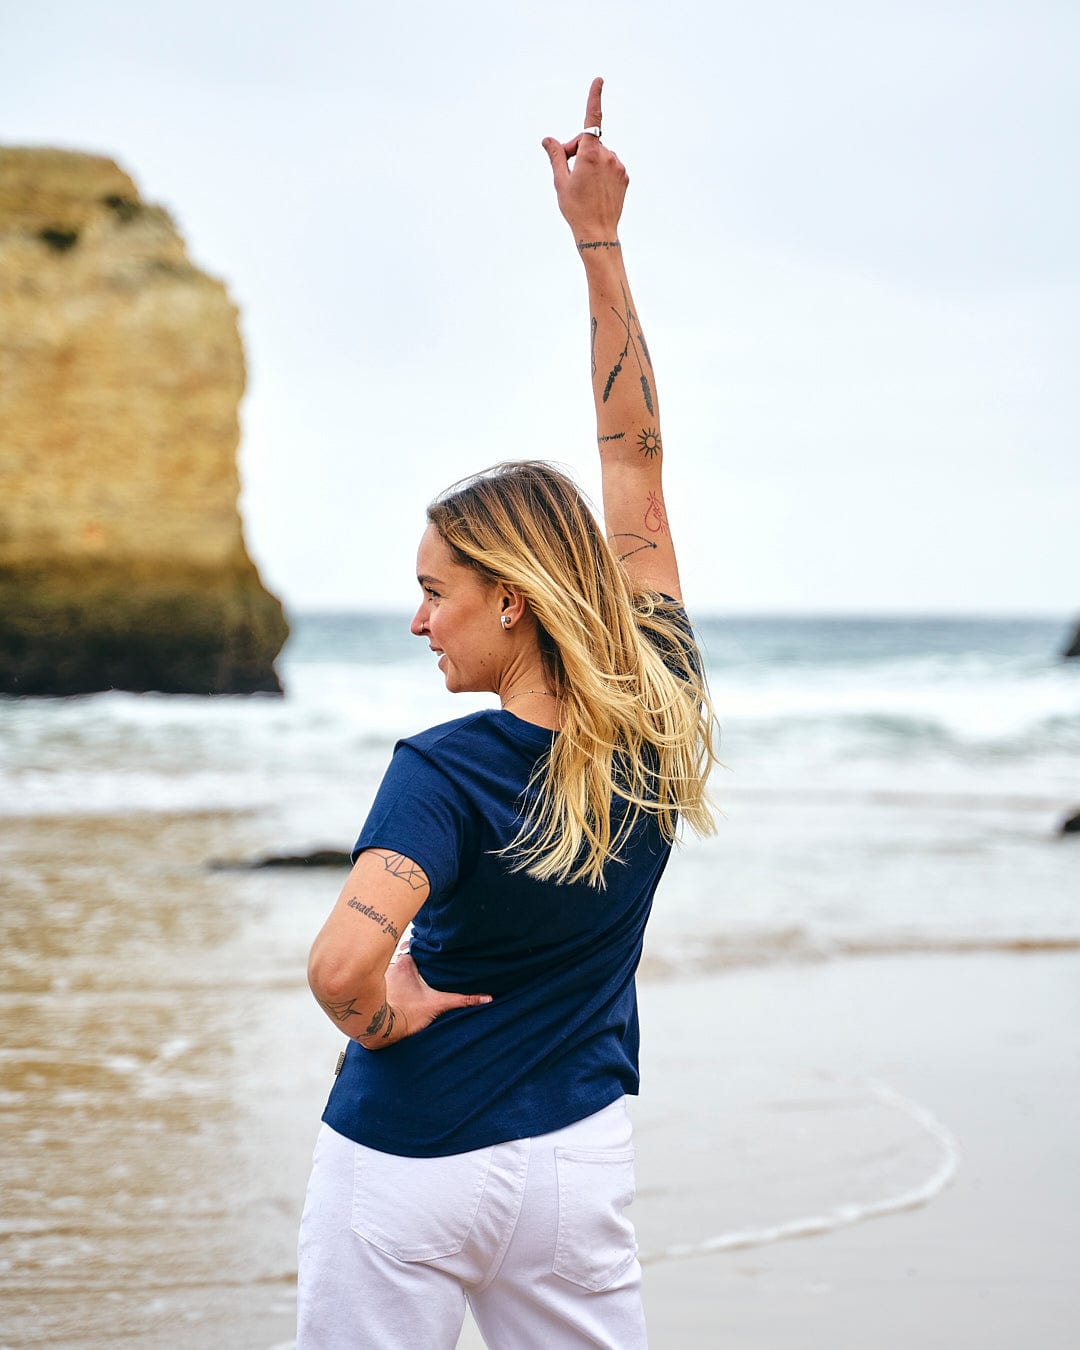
(321, 707), (674, 1158)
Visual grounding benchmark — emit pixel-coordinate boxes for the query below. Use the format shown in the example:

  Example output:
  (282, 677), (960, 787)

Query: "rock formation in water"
(1064, 622), (1080, 660)
(208, 849), (354, 871)
(0, 147), (288, 695)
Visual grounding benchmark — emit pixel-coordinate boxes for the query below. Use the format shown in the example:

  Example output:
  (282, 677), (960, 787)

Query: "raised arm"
(543, 77), (681, 601)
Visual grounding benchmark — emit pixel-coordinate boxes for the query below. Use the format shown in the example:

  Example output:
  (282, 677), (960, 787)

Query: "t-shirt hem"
(321, 1081), (635, 1158)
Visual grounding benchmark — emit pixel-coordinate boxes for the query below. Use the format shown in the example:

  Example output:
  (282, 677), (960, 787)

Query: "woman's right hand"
(359, 952), (492, 1051)
(540, 77), (682, 601)
(541, 77), (628, 244)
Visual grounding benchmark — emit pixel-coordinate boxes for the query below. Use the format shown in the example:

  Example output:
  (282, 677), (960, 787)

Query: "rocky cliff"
(0, 147), (288, 694)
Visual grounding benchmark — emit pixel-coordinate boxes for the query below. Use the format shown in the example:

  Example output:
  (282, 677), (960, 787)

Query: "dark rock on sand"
(209, 849), (354, 871)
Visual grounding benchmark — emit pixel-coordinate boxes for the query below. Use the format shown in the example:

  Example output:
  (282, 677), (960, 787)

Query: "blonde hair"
(428, 461), (719, 887)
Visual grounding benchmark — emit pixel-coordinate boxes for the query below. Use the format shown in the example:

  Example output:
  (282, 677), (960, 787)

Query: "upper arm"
(308, 849), (430, 995)
(602, 455), (682, 601)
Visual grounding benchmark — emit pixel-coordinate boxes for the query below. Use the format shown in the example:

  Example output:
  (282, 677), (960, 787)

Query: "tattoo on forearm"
(590, 316), (597, 377)
(370, 850), (427, 891)
(364, 1000), (397, 1038)
(346, 896), (400, 941)
(603, 284), (654, 416)
(637, 428), (661, 458)
(598, 431), (625, 444)
(644, 491), (669, 536)
(637, 325), (653, 371)
(602, 359), (622, 403)
(317, 993), (399, 1041)
(318, 995), (364, 1024)
(609, 532), (659, 561)
(577, 240), (621, 251)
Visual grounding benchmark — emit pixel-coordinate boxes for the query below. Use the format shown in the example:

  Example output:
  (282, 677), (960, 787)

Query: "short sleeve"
(352, 742), (474, 902)
(641, 597), (702, 682)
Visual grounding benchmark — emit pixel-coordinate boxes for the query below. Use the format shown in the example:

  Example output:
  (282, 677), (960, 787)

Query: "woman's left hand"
(357, 953), (492, 1050)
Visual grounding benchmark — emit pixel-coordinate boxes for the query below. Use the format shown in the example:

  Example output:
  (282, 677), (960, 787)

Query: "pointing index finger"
(584, 75), (603, 132)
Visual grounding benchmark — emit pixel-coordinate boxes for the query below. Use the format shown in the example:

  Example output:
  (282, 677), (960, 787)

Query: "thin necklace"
(501, 689), (556, 709)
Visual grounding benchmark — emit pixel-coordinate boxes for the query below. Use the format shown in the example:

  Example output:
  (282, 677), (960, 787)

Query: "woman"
(298, 78), (717, 1349)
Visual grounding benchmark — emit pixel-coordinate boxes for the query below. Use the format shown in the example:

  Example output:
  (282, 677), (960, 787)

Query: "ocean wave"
(719, 708), (1080, 766)
(640, 1076), (960, 1263)
(640, 927), (1080, 979)
(1, 615), (1074, 818)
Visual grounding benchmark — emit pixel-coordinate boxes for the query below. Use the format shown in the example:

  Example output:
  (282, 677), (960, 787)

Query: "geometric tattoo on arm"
(609, 532), (659, 561)
(344, 853), (426, 942)
(369, 850), (427, 891)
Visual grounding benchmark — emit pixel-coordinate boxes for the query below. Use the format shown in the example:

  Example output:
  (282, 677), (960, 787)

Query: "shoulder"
(634, 592), (700, 672)
(399, 710), (492, 754)
(401, 709), (550, 754)
(399, 707), (534, 750)
(631, 594), (691, 650)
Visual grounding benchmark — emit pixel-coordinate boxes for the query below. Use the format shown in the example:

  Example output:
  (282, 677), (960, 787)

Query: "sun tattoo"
(637, 427), (661, 458)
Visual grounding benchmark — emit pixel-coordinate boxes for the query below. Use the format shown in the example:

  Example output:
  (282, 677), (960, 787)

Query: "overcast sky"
(4, 0), (1077, 615)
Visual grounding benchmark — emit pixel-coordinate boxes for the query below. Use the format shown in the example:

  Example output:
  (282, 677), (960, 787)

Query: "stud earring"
(501, 615), (511, 628)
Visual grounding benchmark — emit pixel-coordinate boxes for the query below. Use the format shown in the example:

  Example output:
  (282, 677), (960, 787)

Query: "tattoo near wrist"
(577, 239), (621, 252)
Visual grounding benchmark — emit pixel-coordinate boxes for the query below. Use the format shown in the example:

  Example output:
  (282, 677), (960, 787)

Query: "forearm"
(579, 244), (662, 465)
(544, 78), (680, 593)
(309, 967), (404, 1049)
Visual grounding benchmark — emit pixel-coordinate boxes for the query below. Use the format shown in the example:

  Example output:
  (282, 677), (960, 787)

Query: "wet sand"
(2, 811), (1077, 1348)
(640, 954), (1079, 1348)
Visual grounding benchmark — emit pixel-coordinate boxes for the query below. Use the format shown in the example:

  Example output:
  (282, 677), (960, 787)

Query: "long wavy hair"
(427, 461), (719, 886)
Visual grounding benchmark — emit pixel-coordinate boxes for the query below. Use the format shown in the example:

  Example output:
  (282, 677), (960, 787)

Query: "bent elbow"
(307, 940), (381, 1007)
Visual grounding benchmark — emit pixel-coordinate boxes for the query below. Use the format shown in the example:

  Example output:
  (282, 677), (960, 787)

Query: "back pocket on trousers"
(351, 1143), (493, 1261)
(552, 1147), (637, 1291)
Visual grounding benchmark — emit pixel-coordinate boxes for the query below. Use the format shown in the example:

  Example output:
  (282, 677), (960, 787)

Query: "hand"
(358, 952), (492, 1050)
(542, 76), (629, 243)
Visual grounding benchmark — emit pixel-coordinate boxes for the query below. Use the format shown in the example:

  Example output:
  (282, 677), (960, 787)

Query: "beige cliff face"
(0, 148), (288, 694)
(0, 148), (247, 571)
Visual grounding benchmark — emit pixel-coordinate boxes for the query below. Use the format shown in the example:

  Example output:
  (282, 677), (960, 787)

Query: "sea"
(5, 611), (1076, 959)
(1, 612), (1078, 1346)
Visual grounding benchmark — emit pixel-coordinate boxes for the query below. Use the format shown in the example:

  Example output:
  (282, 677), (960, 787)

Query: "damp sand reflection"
(0, 811), (340, 1348)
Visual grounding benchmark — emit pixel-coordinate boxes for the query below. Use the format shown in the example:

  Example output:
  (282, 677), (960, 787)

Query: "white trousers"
(296, 1097), (647, 1349)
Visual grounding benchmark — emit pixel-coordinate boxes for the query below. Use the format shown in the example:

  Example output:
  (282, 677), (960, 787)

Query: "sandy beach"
(2, 808), (1077, 1348)
(641, 953), (1079, 1348)
(460, 955), (1080, 1350)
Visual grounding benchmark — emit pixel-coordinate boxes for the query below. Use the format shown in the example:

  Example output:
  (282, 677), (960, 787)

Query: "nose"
(410, 603), (428, 638)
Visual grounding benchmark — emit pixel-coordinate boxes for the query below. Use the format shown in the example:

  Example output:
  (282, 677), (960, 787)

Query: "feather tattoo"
(604, 284), (654, 413)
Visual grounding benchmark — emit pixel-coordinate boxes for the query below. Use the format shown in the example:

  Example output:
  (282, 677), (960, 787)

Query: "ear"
(497, 586), (528, 630)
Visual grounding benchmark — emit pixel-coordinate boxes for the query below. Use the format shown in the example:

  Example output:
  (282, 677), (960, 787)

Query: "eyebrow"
(417, 574), (445, 587)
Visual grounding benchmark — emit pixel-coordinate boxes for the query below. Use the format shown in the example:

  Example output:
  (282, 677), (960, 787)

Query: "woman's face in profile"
(410, 525), (503, 694)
